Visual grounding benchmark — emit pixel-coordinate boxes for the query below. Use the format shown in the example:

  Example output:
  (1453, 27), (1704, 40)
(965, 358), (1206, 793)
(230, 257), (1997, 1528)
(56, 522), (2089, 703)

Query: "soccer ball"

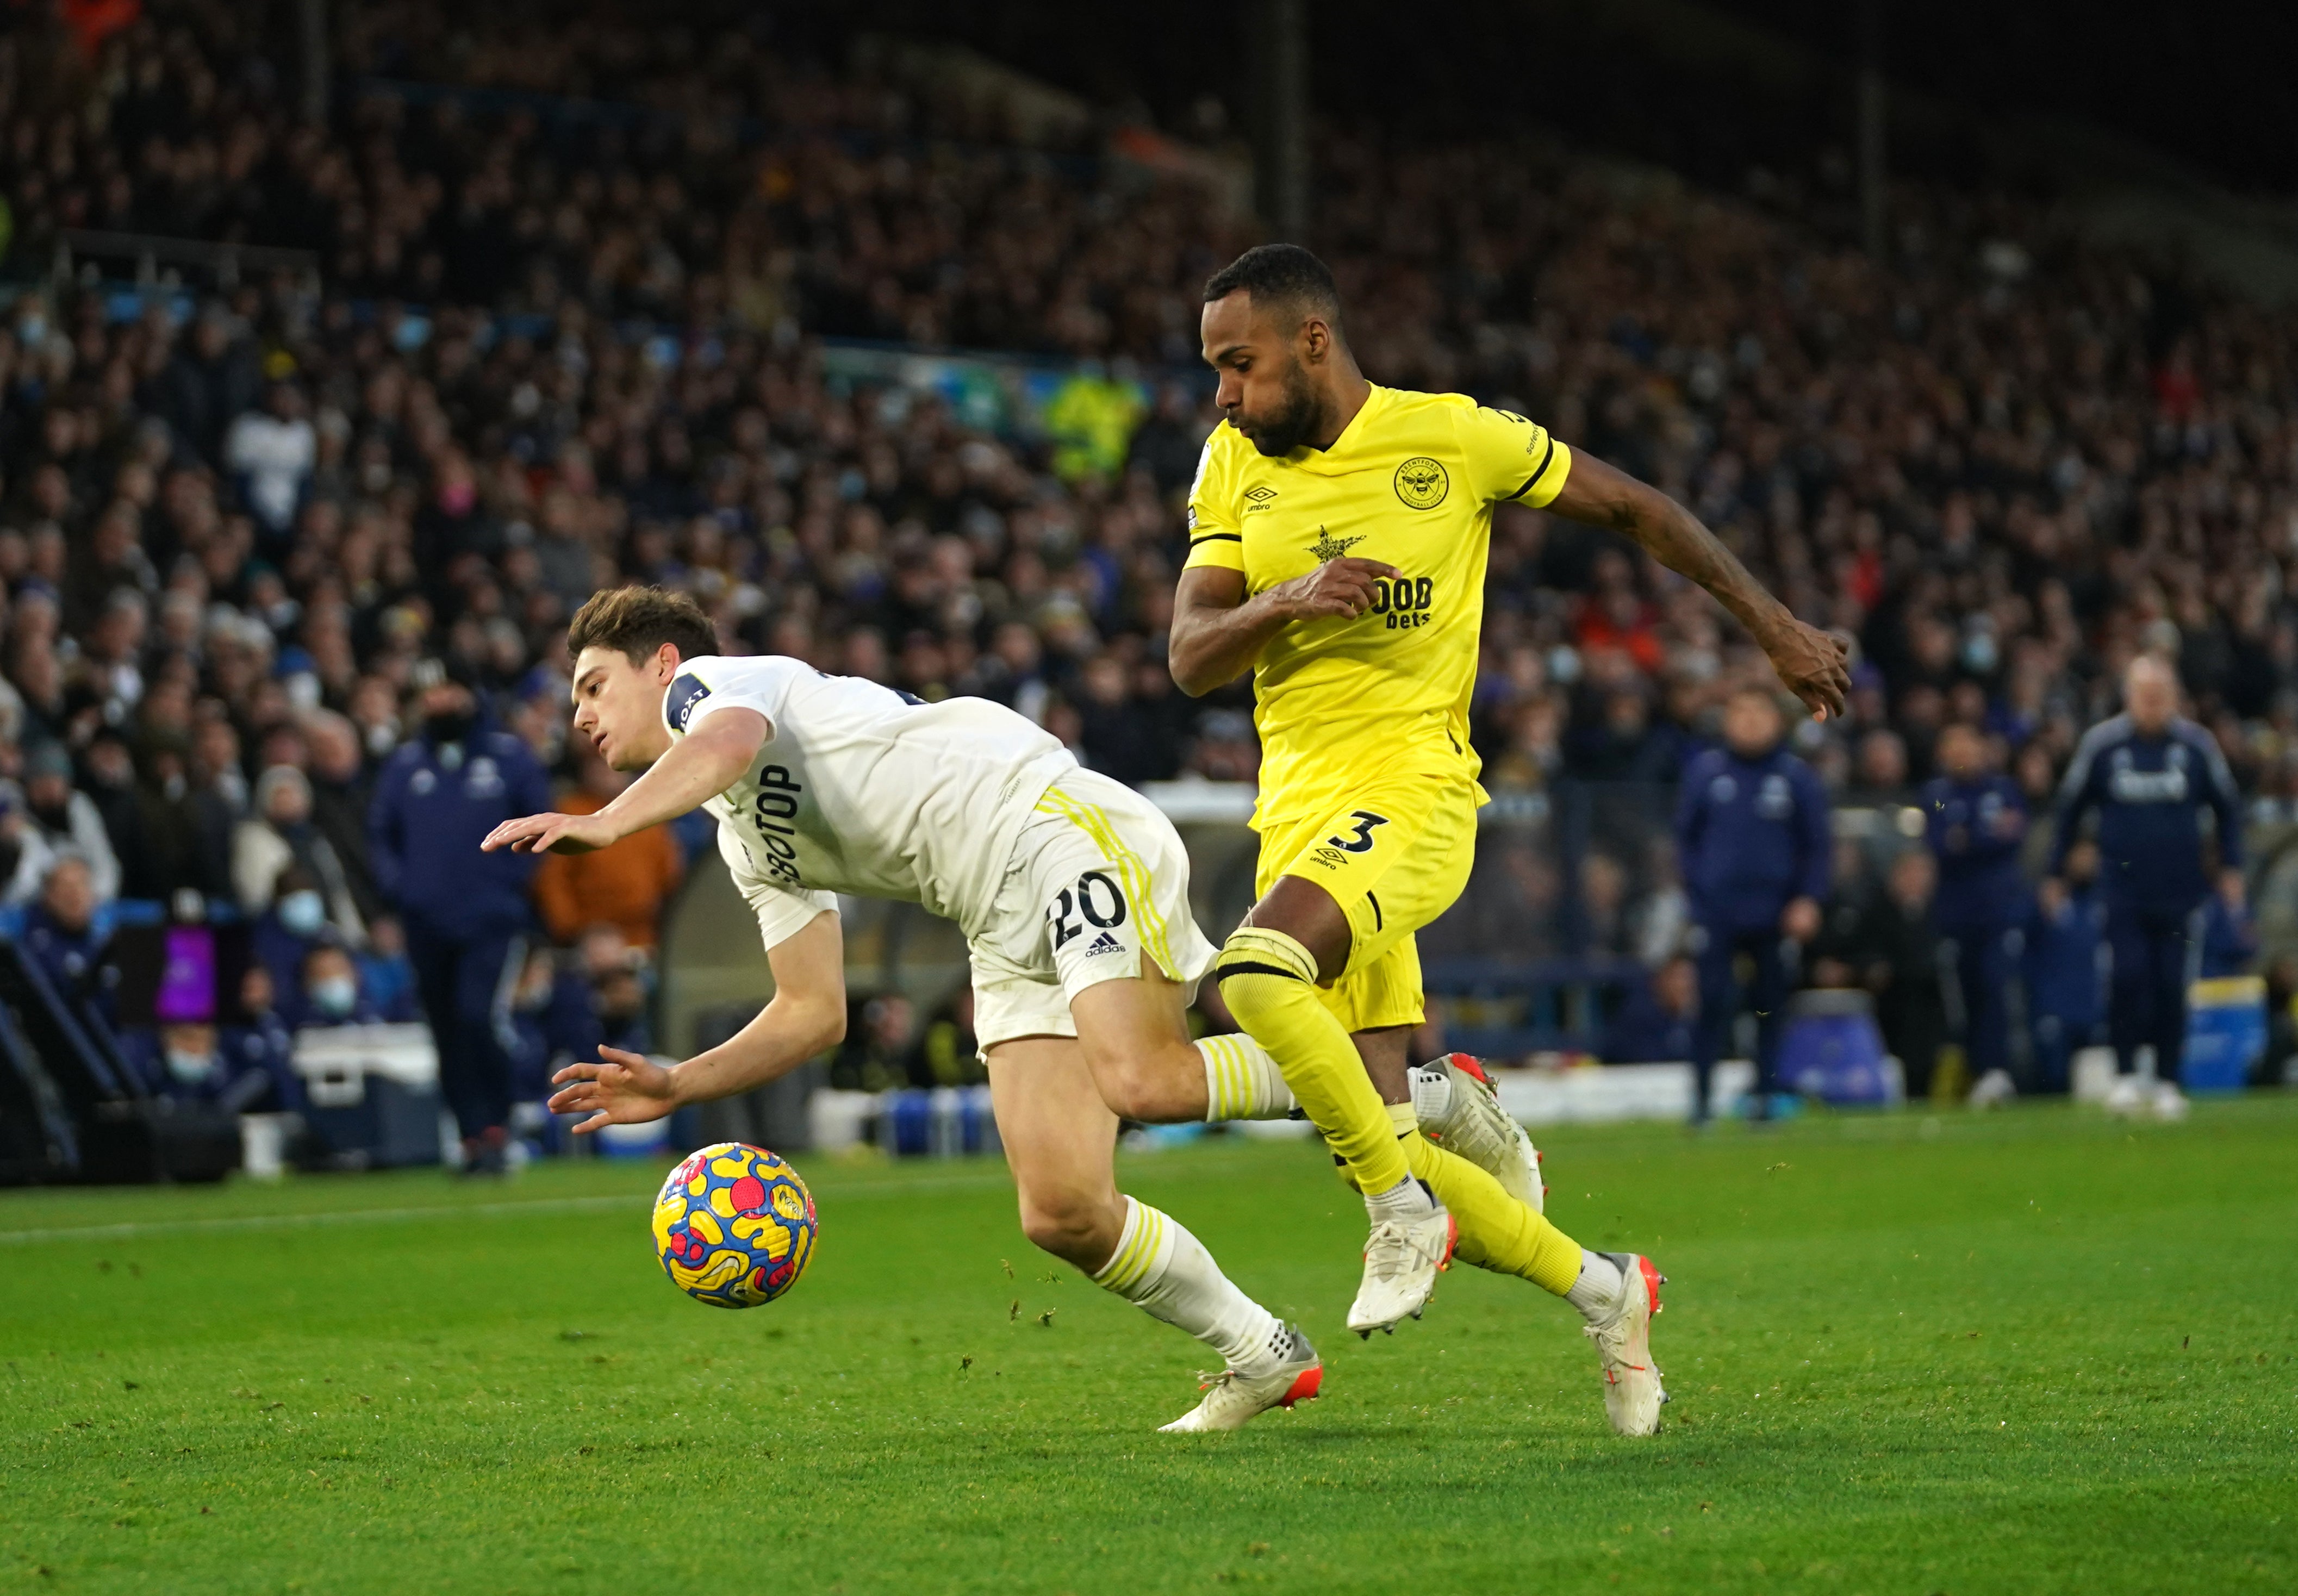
(651, 1142), (818, 1308)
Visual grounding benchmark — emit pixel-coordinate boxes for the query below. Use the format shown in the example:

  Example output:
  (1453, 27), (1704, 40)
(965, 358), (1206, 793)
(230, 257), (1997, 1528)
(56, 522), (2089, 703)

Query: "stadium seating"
(1, 0), (2291, 1159)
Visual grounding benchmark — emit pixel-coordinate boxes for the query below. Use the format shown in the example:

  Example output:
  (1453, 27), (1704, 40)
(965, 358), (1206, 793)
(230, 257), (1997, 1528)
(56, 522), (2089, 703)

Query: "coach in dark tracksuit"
(1922, 722), (2029, 1094)
(369, 660), (553, 1173)
(2050, 657), (2243, 1093)
(1674, 688), (1831, 1123)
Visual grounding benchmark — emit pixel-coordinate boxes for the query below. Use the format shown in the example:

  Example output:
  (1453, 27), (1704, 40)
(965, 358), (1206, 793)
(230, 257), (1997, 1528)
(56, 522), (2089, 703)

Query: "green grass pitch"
(4, 1098), (2294, 1594)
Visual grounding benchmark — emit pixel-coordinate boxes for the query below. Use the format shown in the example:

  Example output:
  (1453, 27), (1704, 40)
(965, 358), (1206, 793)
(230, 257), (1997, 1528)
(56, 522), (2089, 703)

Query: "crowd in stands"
(1, 0), (2294, 1126)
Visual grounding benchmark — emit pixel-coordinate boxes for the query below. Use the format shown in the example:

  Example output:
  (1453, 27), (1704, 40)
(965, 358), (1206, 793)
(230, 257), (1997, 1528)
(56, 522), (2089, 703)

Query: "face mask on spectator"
(165, 1048), (215, 1083)
(279, 890), (327, 937)
(310, 975), (358, 1018)
(424, 706), (477, 745)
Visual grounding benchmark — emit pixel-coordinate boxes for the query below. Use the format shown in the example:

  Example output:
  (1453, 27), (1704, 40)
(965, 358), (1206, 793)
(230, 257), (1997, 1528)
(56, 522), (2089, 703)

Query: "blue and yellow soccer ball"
(651, 1143), (818, 1308)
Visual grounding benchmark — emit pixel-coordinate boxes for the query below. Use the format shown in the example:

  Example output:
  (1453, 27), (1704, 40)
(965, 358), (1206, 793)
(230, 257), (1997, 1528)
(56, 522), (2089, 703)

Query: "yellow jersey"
(1183, 383), (1573, 828)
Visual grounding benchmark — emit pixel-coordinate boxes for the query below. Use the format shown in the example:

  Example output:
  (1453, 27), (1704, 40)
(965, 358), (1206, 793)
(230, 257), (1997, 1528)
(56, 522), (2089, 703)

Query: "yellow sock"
(1405, 1131), (1583, 1295)
(1216, 926), (1411, 1196)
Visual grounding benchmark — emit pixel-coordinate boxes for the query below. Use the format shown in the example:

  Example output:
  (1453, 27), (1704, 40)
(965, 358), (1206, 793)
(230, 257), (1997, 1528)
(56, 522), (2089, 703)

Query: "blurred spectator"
(834, 993), (916, 1093)
(225, 383), (316, 545)
(129, 967), (297, 1114)
(2051, 657), (2243, 1104)
(251, 863), (330, 1015)
(564, 922), (653, 1053)
(22, 854), (103, 998)
(298, 943), (389, 1028)
(2264, 956), (2298, 1087)
(1185, 709), (1260, 784)
(1075, 653), (1186, 785)
(80, 730), (146, 893)
(233, 764), (365, 936)
(1601, 955), (1698, 1064)
(225, 967), (301, 1106)
(2023, 839), (2107, 1095)
(369, 661), (551, 1175)
(10, 742), (121, 903)
(303, 711), (385, 925)
(1572, 852), (1636, 959)
(593, 965), (654, 1056)
(130, 740), (236, 904)
(1848, 730), (1911, 805)
(505, 946), (605, 1104)
(1923, 722), (2029, 1105)
(354, 915), (424, 1023)
(1628, 838), (1689, 965)
(1822, 849), (1948, 1098)
(913, 988), (985, 1087)
(531, 742), (686, 949)
(2196, 868), (2259, 981)
(1674, 688), (1829, 1121)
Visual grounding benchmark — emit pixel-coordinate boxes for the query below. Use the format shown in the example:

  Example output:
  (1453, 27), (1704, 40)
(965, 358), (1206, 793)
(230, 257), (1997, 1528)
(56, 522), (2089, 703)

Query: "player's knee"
(1084, 1040), (1194, 1123)
(1214, 924), (1320, 1027)
(1017, 1190), (1116, 1265)
(1087, 1052), (1157, 1121)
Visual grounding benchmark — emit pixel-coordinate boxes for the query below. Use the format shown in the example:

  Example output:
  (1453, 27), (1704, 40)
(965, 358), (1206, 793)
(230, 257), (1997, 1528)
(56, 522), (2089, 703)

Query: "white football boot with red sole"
(1158, 1328), (1324, 1432)
(1585, 1252), (1669, 1436)
(1415, 1053), (1546, 1212)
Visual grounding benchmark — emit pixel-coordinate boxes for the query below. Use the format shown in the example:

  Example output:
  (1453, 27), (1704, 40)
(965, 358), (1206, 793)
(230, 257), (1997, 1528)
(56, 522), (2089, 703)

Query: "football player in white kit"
(483, 587), (1538, 1432)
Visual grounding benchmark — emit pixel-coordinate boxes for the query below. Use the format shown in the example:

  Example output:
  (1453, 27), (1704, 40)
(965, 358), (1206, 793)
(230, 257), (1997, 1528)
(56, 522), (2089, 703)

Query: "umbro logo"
(1245, 485), (1276, 502)
(1082, 931), (1125, 957)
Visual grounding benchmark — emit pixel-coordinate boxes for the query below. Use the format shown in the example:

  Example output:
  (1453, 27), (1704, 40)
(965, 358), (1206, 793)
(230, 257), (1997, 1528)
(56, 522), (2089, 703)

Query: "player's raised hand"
(1267, 556), (1399, 622)
(1760, 618), (1853, 721)
(480, 811), (620, 855)
(547, 1046), (679, 1132)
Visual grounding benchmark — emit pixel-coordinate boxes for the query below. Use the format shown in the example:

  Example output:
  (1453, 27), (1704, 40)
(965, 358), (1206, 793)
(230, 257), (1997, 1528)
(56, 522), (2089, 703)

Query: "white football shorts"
(967, 767), (1219, 1051)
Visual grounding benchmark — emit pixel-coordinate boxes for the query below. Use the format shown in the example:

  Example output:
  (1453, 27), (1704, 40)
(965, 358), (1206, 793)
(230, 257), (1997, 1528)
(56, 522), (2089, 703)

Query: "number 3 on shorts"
(1328, 811), (1390, 854)
(1048, 869), (1129, 950)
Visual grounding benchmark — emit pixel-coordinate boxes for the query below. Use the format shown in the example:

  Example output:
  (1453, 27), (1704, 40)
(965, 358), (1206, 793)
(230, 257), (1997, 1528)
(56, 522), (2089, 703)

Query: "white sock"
(1363, 1174), (1436, 1223)
(1565, 1249), (1626, 1320)
(1408, 1064), (1454, 1129)
(1092, 1196), (1291, 1377)
(1198, 1032), (1298, 1122)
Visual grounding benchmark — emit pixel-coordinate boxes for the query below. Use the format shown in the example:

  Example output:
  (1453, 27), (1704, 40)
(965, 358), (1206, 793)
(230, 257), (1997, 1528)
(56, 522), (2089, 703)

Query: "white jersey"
(663, 654), (1078, 947)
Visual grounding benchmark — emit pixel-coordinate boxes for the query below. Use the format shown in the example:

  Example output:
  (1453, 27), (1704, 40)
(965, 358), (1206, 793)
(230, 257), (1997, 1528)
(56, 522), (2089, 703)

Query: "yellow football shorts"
(1253, 771), (1480, 1034)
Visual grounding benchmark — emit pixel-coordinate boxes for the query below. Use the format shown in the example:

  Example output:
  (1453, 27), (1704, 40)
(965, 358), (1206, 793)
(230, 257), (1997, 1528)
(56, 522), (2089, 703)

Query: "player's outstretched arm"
(1170, 558), (1398, 696)
(481, 707), (770, 856)
(1548, 453), (1850, 720)
(546, 909), (846, 1131)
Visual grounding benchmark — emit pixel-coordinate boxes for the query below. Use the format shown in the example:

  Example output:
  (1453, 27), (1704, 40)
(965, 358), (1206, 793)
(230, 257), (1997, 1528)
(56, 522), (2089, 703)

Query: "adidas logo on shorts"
(1082, 931), (1125, 957)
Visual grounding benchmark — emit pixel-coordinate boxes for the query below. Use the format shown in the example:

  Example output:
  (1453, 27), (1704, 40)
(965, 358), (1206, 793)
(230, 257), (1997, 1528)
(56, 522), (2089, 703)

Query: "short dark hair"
(567, 585), (720, 666)
(1203, 244), (1342, 330)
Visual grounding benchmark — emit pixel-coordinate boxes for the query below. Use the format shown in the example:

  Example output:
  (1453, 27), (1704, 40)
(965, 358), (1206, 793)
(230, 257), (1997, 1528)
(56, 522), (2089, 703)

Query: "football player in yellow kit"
(1170, 244), (1849, 1435)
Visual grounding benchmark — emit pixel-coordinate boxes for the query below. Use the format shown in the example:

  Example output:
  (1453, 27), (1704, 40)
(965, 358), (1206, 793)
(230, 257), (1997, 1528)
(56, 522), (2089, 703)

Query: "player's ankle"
(1364, 1175), (1436, 1223)
(1565, 1249), (1626, 1322)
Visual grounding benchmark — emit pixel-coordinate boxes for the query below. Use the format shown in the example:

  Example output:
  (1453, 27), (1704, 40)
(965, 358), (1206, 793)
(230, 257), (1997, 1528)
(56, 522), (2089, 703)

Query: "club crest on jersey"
(1393, 456), (1449, 509)
(666, 672), (712, 732)
(1308, 526), (1366, 562)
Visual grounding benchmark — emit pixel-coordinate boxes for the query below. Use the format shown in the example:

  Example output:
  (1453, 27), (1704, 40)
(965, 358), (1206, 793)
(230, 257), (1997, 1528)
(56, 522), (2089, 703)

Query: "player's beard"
(1240, 356), (1322, 457)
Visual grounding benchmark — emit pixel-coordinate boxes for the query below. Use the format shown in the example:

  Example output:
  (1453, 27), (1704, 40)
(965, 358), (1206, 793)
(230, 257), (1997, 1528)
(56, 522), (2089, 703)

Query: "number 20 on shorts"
(1048, 869), (1128, 950)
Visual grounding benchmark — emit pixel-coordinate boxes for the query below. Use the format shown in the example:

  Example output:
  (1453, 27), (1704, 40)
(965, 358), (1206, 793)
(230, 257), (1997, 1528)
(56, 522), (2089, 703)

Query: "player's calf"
(1091, 1196), (1316, 1431)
